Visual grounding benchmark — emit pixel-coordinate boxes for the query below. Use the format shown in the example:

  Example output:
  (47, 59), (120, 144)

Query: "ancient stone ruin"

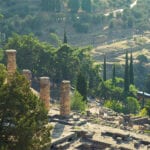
(4, 49), (150, 150)
(5, 49), (17, 75)
(60, 80), (71, 117)
(40, 77), (50, 110)
(22, 69), (32, 86)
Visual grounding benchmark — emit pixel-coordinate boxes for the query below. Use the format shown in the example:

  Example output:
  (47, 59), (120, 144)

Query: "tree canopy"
(2, 34), (102, 97)
(0, 67), (51, 150)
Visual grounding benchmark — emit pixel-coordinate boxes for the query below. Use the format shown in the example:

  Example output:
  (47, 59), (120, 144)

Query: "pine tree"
(81, 0), (92, 13)
(103, 54), (106, 81)
(129, 50), (134, 85)
(63, 30), (67, 44)
(76, 72), (87, 101)
(112, 64), (116, 86)
(124, 51), (129, 93)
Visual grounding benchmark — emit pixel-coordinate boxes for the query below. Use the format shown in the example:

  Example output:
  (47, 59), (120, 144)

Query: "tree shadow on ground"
(51, 122), (65, 139)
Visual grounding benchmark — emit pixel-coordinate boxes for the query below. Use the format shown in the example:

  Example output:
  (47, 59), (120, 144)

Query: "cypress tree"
(63, 30), (67, 44)
(103, 54), (106, 81)
(41, 0), (49, 11)
(76, 72), (87, 101)
(81, 0), (92, 13)
(124, 51), (129, 93)
(112, 64), (116, 86)
(55, 0), (61, 12)
(129, 50), (134, 85)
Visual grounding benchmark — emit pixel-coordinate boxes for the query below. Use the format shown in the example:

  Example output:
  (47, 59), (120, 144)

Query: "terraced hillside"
(92, 33), (150, 64)
(91, 32), (150, 89)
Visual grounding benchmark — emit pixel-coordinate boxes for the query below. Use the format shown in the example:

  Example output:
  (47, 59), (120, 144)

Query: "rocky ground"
(48, 102), (150, 150)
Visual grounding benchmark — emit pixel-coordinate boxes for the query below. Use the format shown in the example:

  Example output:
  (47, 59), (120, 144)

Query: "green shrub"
(71, 90), (87, 112)
(125, 97), (140, 114)
(104, 100), (124, 113)
(145, 100), (150, 116)
(139, 108), (148, 117)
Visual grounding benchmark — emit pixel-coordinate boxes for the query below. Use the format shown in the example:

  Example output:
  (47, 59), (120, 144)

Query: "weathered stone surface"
(116, 137), (122, 144)
(22, 69), (32, 86)
(73, 115), (80, 121)
(6, 49), (16, 75)
(51, 132), (77, 149)
(60, 80), (70, 117)
(132, 117), (149, 125)
(117, 116), (124, 125)
(101, 130), (130, 139)
(40, 77), (50, 110)
(134, 141), (141, 149)
(55, 141), (70, 150)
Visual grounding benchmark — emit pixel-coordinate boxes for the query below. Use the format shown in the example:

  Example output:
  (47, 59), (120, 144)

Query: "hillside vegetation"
(0, 0), (150, 90)
(0, 0), (149, 46)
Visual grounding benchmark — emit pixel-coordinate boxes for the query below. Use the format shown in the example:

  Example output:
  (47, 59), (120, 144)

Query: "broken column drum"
(60, 80), (70, 116)
(5, 50), (17, 75)
(22, 69), (32, 86)
(40, 77), (50, 110)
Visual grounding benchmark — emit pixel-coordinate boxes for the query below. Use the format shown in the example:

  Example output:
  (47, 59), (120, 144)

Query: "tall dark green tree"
(41, 0), (50, 11)
(81, 0), (92, 13)
(145, 74), (150, 93)
(63, 30), (67, 44)
(103, 54), (106, 81)
(76, 72), (87, 101)
(129, 50), (134, 85)
(112, 64), (116, 86)
(55, 0), (61, 12)
(68, 0), (80, 13)
(124, 51), (129, 93)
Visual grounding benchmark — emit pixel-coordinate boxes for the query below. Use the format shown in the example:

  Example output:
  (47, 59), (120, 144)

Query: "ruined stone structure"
(60, 80), (70, 117)
(5, 49), (16, 75)
(4, 49), (150, 150)
(40, 77), (50, 110)
(22, 69), (32, 86)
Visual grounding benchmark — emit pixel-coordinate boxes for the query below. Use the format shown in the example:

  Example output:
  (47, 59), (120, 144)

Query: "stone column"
(60, 80), (70, 117)
(22, 69), (32, 86)
(40, 77), (50, 110)
(5, 50), (17, 75)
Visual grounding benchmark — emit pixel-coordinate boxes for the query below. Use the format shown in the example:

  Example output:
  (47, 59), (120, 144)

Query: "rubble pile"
(49, 103), (150, 150)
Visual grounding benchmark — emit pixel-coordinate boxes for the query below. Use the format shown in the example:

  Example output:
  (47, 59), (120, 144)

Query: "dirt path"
(104, 0), (138, 16)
